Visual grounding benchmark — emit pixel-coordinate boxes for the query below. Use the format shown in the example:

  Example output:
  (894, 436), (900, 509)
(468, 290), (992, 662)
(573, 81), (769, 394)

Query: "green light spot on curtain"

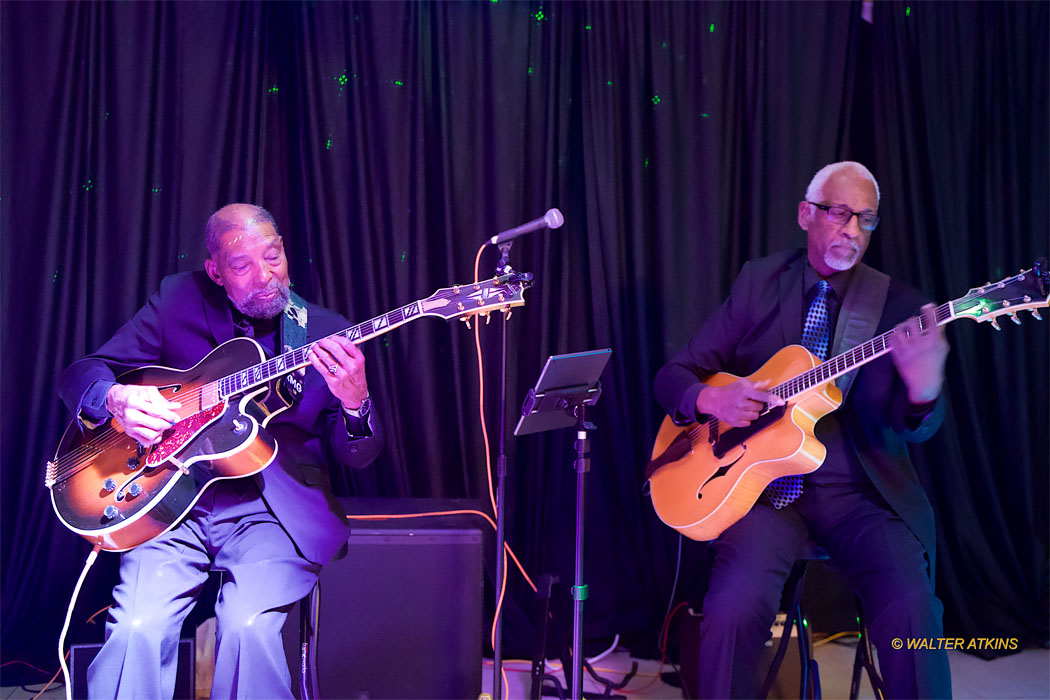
(652, 94), (661, 104)
(709, 23), (715, 33)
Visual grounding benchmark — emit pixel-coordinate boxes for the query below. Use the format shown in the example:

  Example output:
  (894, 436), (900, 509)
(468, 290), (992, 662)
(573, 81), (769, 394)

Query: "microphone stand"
(493, 241), (514, 700)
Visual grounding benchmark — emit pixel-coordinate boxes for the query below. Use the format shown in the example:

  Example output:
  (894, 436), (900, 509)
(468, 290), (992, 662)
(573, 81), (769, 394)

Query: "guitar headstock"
(952, 258), (1049, 329)
(419, 272), (534, 322)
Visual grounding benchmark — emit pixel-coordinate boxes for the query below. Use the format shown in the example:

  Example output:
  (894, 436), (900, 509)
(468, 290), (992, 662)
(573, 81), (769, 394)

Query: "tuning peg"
(1009, 312), (1022, 325)
(502, 308), (513, 320)
(1032, 309), (1043, 321)
(990, 318), (1002, 331)
(483, 313), (492, 325)
(461, 317), (472, 330)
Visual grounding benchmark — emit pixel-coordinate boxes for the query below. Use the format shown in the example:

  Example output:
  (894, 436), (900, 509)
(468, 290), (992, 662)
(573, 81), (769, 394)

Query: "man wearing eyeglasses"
(655, 161), (952, 698)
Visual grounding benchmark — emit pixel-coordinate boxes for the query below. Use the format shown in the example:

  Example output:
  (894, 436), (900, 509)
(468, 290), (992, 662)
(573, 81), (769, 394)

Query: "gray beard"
(234, 281), (291, 320)
(824, 246), (860, 272)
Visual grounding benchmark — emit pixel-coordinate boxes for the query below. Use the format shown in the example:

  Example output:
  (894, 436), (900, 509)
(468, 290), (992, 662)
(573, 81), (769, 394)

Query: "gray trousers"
(88, 479), (319, 699)
(695, 482), (952, 699)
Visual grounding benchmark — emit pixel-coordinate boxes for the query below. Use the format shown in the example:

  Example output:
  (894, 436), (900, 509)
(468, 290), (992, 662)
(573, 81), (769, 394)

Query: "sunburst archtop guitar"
(46, 273), (532, 551)
(647, 260), (1049, 542)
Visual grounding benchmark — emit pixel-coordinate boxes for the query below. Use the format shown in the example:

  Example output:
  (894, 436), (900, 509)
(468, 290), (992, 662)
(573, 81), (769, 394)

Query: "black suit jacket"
(59, 271), (383, 565)
(654, 249), (944, 568)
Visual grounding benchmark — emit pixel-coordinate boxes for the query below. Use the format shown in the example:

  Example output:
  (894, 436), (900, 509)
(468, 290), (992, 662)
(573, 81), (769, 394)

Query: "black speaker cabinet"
(284, 527), (483, 699)
(677, 609), (805, 699)
(70, 639), (194, 699)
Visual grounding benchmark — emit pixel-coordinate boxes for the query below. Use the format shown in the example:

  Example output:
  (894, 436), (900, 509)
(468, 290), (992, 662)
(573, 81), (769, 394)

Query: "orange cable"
(0, 660), (51, 673)
(473, 243), (498, 517)
(85, 605), (111, 625)
(347, 244), (529, 674)
(29, 650), (68, 700)
(616, 600), (689, 694)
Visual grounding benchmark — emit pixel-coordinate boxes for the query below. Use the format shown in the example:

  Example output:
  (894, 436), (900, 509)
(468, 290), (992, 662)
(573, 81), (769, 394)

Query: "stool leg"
(795, 602), (821, 700)
(849, 629), (865, 699)
(850, 599), (886, 700)
(759, 562), (810, 700)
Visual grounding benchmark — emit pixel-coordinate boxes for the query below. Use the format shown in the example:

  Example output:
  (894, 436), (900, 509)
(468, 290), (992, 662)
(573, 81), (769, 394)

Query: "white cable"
(546, 533), (684, 680)
(585, 633), (620, 664)
(662, 533), (685, 632)
(58, 544), (101, 700)
(543, 631), (622, 672)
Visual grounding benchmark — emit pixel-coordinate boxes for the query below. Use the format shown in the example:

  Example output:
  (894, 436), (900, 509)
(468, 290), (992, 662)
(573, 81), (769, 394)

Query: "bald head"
(203, 203), (291, 319)
(205, 204), (280, 257)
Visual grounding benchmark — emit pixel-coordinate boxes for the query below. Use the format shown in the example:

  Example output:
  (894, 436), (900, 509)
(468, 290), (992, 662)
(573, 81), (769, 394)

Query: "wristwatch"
(343, 395), (372, 419)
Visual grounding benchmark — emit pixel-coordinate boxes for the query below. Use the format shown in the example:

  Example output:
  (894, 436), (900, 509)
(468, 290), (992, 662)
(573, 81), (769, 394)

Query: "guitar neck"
(772, 301), (955, 401)
(213, 300), (427, 401)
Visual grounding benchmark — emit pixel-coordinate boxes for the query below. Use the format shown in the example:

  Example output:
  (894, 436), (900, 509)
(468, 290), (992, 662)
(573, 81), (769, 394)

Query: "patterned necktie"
(765, 279), (831, 509)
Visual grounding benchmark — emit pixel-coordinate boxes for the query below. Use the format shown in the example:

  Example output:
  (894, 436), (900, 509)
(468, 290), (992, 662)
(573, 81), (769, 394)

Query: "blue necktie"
(765, 280), (831, 509)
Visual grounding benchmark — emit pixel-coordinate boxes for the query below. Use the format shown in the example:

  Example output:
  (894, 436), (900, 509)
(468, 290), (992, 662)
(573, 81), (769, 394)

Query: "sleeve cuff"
(675, 383), (706, 425)
(904, 397), (938, 430)
(341, 399), (374, 439)
(78, 379), (115, 428)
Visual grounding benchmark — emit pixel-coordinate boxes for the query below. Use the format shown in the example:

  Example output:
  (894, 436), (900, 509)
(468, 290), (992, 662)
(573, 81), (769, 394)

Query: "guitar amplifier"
(283, 527), (484, 699)
(70, 639), (195, 699)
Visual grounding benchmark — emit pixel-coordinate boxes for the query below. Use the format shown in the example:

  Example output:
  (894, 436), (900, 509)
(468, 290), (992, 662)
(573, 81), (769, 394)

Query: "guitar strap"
(830, 263), (890, 403)
(278, 291), (310, 403)
(282, 291), (309, 350)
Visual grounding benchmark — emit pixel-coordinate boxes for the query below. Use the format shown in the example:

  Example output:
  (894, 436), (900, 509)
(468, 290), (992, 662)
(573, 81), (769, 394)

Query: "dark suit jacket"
(653, 249), (944, 569)
(59, 271), (383, 565)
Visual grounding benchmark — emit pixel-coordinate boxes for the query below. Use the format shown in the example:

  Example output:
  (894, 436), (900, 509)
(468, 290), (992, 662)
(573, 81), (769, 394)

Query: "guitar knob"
(103, 478), (117, 492)
(103, 505), (119, 520)
(128, 483), (143, 497)
(127, 457), (139, 469)
(1032, 309), (1043, 321)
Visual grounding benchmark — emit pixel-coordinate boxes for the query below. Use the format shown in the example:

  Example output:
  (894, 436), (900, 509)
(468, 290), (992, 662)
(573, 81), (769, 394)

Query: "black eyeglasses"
(807, 202), (880, 232)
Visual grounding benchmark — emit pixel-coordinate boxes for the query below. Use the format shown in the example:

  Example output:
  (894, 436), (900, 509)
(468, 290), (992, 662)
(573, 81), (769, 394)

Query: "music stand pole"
(570, 404), (591, 700)
(513, 348), (610, 700)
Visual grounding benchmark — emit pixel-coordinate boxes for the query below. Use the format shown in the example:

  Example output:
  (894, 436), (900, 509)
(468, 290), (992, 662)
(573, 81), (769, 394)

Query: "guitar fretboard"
(210, 300), (425, 401)
(771, 301), (954, 401)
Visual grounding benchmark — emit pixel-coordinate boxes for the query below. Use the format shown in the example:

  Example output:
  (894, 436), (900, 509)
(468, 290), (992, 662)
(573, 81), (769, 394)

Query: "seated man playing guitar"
(58, 203), (382, 698)
(653, 162), (951, 698)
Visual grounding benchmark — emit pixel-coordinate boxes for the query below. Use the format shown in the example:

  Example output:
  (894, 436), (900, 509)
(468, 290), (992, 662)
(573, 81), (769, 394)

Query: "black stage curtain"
(3, 0), (1047, 678)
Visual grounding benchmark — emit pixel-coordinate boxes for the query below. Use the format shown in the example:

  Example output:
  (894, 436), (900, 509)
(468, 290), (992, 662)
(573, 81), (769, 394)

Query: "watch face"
(357, 397), (372, 415)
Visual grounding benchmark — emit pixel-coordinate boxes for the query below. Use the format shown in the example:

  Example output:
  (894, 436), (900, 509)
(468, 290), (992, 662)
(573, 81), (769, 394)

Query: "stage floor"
(6, 644), (1047, 699)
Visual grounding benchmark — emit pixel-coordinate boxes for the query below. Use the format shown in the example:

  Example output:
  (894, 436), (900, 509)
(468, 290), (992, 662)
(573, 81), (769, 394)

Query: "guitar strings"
(695, 301), (957, 442)
(50, 285), (516, 482)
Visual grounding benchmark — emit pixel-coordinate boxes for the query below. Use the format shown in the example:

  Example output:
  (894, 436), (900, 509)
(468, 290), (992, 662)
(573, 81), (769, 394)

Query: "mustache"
(247, 280), (288, 300)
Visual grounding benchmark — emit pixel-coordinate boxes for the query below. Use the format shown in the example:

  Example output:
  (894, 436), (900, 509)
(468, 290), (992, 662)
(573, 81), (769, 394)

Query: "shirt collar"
(804, 262), (856, 300)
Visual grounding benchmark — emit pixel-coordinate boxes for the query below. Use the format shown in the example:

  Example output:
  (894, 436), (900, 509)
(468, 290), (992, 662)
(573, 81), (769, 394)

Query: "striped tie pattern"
(765, 280), (831, 509)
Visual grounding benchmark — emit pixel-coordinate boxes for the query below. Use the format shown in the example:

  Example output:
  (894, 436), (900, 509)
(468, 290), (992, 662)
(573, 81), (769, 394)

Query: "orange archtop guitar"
(46, 274), (531, 551)
(647, 261), (1049, 542)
